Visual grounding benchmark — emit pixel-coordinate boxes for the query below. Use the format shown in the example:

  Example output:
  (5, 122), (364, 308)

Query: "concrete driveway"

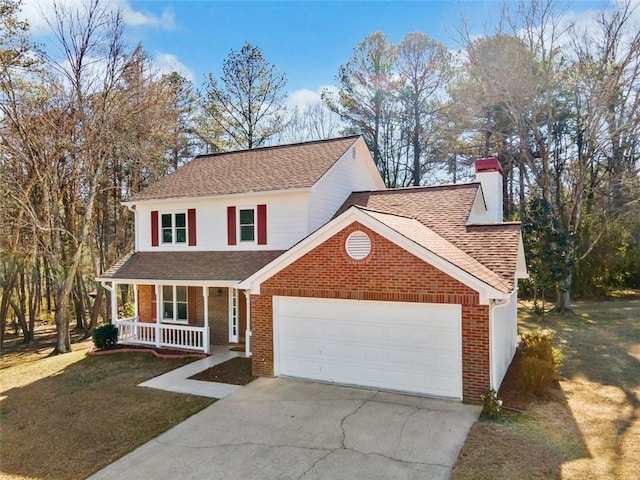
(90, 377), (480, 480)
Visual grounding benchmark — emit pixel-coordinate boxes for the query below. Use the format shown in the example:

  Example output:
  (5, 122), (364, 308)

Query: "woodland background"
(1, 0), (638, 353)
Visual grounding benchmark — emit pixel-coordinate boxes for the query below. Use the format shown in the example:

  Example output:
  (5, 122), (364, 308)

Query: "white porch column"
(155, 284), (162, 348)
(133, 284), (140, 341)
(244, 289), (251, 357)
(133, 284), (139, 319)
(203, 286), (210, 354)
(111, 282), (118, 324)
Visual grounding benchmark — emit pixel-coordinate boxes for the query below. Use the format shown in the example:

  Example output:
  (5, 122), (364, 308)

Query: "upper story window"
(162, 285), (188, 323)
(162, 212), (187, 244)
(227, 204), (266, 246)
(239, 208), (255, 242)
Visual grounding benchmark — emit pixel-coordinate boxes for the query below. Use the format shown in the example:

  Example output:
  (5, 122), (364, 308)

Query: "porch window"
(161, 212), (187, 244)
(162, 285), (188, 323)
(239, 208), (255, 242)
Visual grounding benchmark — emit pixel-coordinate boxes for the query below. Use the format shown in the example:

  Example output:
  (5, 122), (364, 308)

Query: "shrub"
(123, 302), (135, 318)
(480, 389), (502, 419)
(520, 331), (562, 396)
(92, 323), (119, 349)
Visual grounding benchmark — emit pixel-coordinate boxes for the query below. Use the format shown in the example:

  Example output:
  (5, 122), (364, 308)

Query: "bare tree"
(201, 43), (288, 150)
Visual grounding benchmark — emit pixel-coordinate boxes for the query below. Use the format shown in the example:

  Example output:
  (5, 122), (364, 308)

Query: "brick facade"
(251, 221), (491, 403)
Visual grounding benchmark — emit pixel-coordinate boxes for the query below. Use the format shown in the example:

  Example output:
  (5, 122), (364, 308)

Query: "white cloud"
(154, 52), (195, 83)
(287, 85), (337, 111)
(120, 2), (175, 30)
(19, 0), (175, 35)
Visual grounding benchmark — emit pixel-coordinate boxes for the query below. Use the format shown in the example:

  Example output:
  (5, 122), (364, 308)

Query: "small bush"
(480, 389), (502, 419)
(520, 331), (562, 396)
(123, 302), (135, 318)
(521, 331), (563, 367)
(92, 323), (119, 349)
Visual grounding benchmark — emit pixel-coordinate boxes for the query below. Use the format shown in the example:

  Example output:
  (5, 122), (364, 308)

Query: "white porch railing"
(114, 317), (209, 353)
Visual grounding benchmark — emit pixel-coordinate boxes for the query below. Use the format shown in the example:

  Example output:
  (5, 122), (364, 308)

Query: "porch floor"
(138, 345), (245, 399)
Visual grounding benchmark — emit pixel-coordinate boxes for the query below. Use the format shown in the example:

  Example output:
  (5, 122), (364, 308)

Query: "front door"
(228, 288), (239, 343)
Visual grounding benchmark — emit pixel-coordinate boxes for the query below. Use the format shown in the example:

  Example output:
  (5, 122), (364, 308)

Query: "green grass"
(453, 297), (640, 480)
(0, 351), (215, 480)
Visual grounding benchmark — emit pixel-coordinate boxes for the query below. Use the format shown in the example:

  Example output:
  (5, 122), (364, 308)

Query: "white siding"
(307, 140), (384, 233)
(136, 191), (308, 251)
(490, 288), (519, 390)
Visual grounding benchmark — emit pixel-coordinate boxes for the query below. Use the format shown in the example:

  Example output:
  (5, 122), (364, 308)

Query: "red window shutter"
(188, 208), (197, 246)
(227, 206), (237, 245)
(151, 211), (159, 247)
(257, 204), (267, 245)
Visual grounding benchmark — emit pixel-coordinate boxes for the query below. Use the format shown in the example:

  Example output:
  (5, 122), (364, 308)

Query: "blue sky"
(22, 0), (612, 108)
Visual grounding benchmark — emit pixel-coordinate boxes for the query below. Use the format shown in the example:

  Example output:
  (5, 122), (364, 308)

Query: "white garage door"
(274, 297), (462, 399)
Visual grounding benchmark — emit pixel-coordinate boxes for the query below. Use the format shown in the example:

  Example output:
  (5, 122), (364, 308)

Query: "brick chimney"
(475, 157), (504, 223)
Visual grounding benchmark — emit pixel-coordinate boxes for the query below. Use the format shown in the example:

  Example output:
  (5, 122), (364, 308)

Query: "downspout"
(244, 289), (251, 357)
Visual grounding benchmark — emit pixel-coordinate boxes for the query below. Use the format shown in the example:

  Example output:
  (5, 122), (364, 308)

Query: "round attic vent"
(345, 231), (371, 260)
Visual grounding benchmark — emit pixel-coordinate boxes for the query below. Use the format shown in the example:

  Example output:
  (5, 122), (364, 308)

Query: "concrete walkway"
(138, 345), (244, 398)
(91, 377), (480, 480)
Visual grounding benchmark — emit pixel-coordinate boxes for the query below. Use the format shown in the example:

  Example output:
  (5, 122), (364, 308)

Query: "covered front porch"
(103, 281), (250, 356)
(96, 250), (286, 357)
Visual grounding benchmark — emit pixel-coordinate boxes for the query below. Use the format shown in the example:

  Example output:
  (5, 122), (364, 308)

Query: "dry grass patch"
(0, 351), (215, 480)
(453, 297), (640, 480)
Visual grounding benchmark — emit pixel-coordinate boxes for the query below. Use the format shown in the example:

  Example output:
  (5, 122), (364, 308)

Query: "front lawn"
(0, 347), (215, 480)
(453, 297), (640, 480)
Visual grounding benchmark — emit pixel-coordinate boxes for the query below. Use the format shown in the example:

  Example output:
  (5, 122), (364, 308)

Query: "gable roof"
(128, 135), (362, 202)
(362, 208), (512, 293)
(98, 250), (286, 283)
(338, 184), (523, 289)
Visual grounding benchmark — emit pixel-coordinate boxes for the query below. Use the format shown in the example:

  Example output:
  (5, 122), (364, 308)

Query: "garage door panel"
(275, 297), (462, 399)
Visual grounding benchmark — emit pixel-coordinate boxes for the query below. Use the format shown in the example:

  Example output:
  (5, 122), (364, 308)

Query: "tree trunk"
(54, 292), (72, 354)
(85, 286), (104, 338)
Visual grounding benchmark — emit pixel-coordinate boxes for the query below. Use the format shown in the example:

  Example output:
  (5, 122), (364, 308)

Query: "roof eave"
(123, 187), (311, 206)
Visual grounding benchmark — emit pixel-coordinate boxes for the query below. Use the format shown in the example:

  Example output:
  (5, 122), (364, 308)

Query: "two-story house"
(99, 135), (527, 402)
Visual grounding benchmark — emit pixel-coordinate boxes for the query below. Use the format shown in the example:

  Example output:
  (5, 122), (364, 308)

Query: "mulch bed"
(88, 343), (208, 359)
(497, 348), (535, 411)
(188, 356), (256, 385)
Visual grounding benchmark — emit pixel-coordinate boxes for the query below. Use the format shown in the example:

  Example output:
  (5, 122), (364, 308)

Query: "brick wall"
(251, 221), (492, 403)
(137, 285), (154, 323)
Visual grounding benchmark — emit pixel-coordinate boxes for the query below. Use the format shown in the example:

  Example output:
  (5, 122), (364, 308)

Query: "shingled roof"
(100, 251), (286, 282)
(129, 135), (361, 202)
(339, 184), (522, 290)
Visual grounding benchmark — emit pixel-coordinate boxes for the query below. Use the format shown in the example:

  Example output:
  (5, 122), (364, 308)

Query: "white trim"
(95, 278), (240, 287)
(122, 187), (310, 207)
(160, 285), (189, 324)
(237, 205), (257, 244)
(239, 207), (509, 304)
(516, 235), (529, 279)
(245, 289), (252, 357)
(272, 296), (280, 375)
(159, 210), (188, 245)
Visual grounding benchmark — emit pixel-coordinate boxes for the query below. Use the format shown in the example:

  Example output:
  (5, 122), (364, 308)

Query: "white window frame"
(160, 211), (188, 245)
(237, 206), (256, 243)
(161, 285), (188, 324)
